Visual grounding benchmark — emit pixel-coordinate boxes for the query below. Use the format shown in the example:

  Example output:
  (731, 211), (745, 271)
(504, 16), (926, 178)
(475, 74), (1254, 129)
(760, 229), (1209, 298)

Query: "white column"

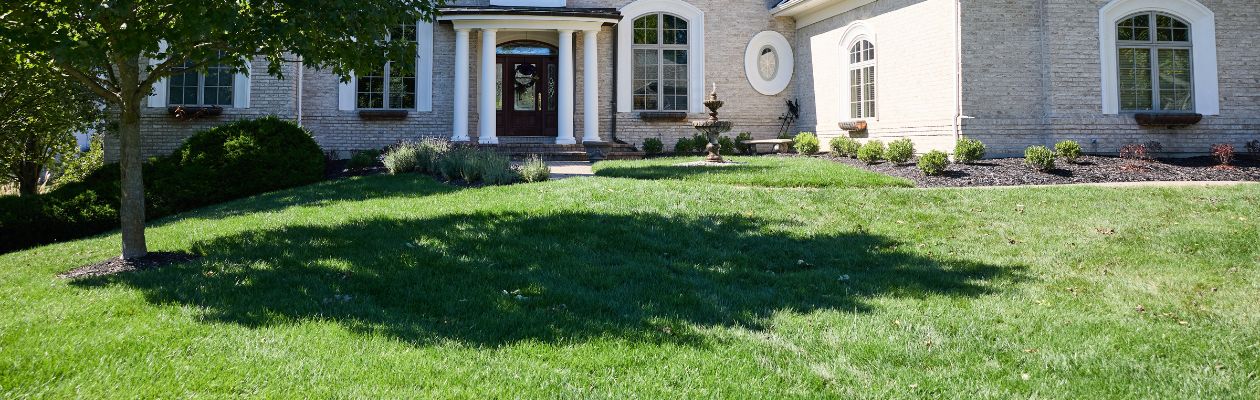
(452, 29), (471, 142)
(478, 29), (499, 144)
(582, 29), (602, 142)
(556, 30), (576, 145)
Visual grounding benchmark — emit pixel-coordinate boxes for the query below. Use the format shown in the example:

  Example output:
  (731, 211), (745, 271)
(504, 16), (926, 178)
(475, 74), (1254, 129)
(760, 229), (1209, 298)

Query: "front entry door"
(497, 55), (558, 137)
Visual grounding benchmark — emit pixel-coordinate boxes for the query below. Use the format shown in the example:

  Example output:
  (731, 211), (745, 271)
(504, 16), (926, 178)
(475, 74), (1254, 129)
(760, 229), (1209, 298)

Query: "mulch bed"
(59, 252), (200, 279)
(828, 155), (1260, 188)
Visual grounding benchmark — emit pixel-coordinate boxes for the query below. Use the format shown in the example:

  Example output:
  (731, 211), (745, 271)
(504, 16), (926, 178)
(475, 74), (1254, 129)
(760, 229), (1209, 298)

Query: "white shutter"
(338, 72), (357, 111)
(147, 41), (169, 107)
(233, 59), (251, 108)
(416, 20), (434, 112)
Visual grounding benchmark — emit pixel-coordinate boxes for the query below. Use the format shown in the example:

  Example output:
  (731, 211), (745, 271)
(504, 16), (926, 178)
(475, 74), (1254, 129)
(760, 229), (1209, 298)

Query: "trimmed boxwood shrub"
(1055, 140), (1082, 163)
(830, 137), (860, 158)
(857, 140), (886, 164)
(718, 136), (736, 155)
(918, 150), (949, 176)
(673, 138), (694, 155)
(734, 132), (754, 155)
(1025, 145), (1056, 172)
(641, 137), (664, 156)
(1, 117), (326, 254)
(954, 137), (986, 164)
(793, 132), (820, 155)
(886, 138), (915, 164)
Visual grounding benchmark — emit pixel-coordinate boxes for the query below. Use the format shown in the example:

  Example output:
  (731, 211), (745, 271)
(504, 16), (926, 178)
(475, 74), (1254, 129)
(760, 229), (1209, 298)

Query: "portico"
(439, 7), (620, 145)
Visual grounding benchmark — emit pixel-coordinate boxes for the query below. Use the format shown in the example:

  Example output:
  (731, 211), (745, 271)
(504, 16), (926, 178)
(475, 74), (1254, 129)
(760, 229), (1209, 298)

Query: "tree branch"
(52, 64), (119, 104)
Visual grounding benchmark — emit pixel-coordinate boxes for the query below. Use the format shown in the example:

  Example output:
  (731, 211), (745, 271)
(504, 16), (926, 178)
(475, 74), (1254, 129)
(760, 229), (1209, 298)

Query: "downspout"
(952, 0), (963, 143)
(610, 22), (620, 143)
(296, 55), (304, 127)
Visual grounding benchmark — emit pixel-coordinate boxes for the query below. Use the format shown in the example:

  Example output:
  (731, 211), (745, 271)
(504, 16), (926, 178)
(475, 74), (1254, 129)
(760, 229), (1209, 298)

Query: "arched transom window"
(632, 13), (689, 111)
(1116, 12), (1192, 112)
(849, 40), (875, 119)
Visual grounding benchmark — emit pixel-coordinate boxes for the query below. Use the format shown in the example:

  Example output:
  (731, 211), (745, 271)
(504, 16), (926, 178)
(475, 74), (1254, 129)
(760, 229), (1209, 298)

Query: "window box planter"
(1135, 113), (1202, 128)
(358, 110), (410, 120)
(838, 120), (868, 132)
(167, 106), (223, 120)
(638, 111), (688, 122)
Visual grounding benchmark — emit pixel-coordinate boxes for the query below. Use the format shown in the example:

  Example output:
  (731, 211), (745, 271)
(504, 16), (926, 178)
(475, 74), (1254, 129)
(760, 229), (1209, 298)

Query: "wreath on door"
(514, 64), (539, 97)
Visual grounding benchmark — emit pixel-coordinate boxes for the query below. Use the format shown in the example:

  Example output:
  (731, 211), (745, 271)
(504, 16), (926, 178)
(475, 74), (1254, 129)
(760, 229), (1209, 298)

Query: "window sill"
(1134, 113), (1202, 127)
(167, 106), (224, 120)
(637, 111), (688, 122)
(358, 110), (410, 120)
(838, 120), (868, 132)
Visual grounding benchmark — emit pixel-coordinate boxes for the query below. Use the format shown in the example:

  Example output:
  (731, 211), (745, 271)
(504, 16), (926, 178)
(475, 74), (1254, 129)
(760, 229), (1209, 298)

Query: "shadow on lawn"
(166, 174), (460, 222)
(75, 211), (1026, 346)
(595, 164), (775, 181)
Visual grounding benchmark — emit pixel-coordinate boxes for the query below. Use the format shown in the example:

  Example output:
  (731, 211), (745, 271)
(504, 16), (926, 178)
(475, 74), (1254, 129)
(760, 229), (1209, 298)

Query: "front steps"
(476, 143), (644, 161)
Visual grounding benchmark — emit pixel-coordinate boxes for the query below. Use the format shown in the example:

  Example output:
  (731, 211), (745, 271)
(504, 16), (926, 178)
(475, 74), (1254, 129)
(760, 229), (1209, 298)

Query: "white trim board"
(615, 0), (706, 113)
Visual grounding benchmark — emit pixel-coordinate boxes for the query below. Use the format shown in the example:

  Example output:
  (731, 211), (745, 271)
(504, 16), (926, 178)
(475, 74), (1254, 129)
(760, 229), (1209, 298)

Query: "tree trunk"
(16, 160), (40, 196)
(117, 59), (148, 260)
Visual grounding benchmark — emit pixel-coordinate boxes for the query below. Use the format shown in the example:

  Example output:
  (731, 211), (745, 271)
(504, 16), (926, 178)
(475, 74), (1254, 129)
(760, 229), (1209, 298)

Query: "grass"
(592, 156), (914, 188)
(1, 173), (1258, 398)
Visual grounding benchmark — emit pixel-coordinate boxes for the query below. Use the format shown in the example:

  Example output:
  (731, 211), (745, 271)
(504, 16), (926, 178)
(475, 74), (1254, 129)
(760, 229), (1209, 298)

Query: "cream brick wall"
(793, 0), (961, 154)
(960, 0), (1260, 157)
(114, 0), (798, 160)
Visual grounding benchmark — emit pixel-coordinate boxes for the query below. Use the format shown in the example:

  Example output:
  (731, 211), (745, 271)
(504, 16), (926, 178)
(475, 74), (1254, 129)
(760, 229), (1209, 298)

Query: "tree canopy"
(0, 57), (100, 196)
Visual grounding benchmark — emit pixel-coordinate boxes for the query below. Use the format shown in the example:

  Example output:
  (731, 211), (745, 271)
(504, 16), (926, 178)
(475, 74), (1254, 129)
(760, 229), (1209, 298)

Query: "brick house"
(115, 0), (1259, 160)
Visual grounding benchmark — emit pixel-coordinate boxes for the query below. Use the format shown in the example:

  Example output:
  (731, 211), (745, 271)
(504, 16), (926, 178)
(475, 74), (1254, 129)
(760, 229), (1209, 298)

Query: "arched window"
(631, 13), (689, 111)
(848, 40), (875, 119)
(1116, 12), (1192, 112)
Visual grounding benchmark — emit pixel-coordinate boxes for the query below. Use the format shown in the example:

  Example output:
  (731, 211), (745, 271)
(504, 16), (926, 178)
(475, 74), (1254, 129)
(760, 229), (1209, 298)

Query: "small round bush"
(383, 143), (421, 175)
(918, 150), (949, 176)
(954, 137), (986, 164)
(734, 132), (754, 154)
(1055, 140), (1082, 163)
(830, 137), (861, 158)
(673, 138), (694, 154)
(857, 140), (886, 164)
(718, 136), (737, 155)
(1025, 145), (1056, 172)
(793, 132), (820, 155)
(641, 138), (664, 156)
(886, 138), (915, 164)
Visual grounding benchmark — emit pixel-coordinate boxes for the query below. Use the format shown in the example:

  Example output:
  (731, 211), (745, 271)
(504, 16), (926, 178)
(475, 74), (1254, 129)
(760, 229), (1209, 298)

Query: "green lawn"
(1, 173), (1258, 398)
(592, 156), (914, 188)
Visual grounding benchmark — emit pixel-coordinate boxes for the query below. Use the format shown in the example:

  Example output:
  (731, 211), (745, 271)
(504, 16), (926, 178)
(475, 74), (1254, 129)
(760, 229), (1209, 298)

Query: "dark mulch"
(325, 159), (386, 179)
(59, 252), (200, 279)
(828, 155), (1260, 188)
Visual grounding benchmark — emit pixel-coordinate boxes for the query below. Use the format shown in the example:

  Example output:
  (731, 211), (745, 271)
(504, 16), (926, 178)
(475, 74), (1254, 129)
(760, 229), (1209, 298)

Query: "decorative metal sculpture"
(692, 84), (735, 163)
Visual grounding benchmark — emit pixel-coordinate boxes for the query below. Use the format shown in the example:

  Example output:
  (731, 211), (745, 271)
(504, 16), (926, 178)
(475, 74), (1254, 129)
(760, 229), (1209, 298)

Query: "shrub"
(438, 147), (470, 181)
(830, 137), (861, 158)
(1055, 140), (1082, 164)
(1212, 143), (1235, 166)
(673, 138), (694, 155)
(54, 133), (104, 187)
(518, 155), (550, 183)
(886, 138), (915, 164)
(734, 132), (754, 155)
(793, 132), (820, 155)
(347, 149), (381, 170)
(150, 116), (324, 214)
(1246, 140), (1260, 156)
(642, 137), (664, 156)
(479, 152), (518, 185)
(1119, 143), (1150, 161)
(414, 138), (452, 174)
(918, 150), (949, 176)
(718, 136), (736, 155)
(857, 140), (886, 164)
(1024, 145), (1056, 172)
(954, 137), (986, 164)
(382, 143), (421, 175)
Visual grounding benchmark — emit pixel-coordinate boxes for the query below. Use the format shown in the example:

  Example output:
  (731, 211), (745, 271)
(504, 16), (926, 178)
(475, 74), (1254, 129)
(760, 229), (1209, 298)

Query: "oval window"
(744, 31), (793, 96)
(758, 46), (778, 81)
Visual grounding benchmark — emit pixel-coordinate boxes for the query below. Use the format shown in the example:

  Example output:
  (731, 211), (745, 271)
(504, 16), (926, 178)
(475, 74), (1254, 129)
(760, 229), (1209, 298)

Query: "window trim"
(147, 41), (251, 109)
(337, 20), (434, 112)
(1099, 0), (1217, 115)
(1116, 12), (1194, 113)
(355, 23), (421, 111)
(616, 0), (705, 114)
(744, 30), (794, 96)
(166, 59), (236, 107)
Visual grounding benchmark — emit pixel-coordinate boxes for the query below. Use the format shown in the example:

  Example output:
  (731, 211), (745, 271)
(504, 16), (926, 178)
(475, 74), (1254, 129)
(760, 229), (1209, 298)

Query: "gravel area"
(827, 155), (1260, 188)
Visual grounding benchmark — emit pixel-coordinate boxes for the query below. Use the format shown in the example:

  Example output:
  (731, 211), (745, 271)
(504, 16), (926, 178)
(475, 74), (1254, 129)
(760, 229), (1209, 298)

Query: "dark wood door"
(497, 55), (558, 137)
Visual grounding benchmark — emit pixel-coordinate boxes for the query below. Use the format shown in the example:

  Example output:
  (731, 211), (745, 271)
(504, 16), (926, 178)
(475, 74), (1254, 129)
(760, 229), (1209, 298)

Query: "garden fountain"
(692, 84), (735, 163)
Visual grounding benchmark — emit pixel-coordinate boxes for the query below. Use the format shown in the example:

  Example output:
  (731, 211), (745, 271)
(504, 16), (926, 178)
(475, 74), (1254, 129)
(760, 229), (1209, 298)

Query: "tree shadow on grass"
(74, 212), (1027, 347)
(594, 164), (775, 181)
